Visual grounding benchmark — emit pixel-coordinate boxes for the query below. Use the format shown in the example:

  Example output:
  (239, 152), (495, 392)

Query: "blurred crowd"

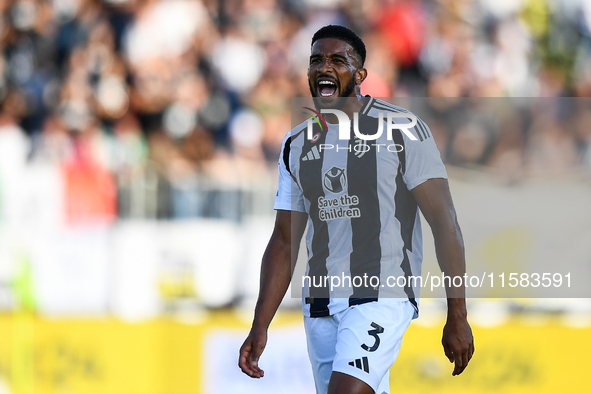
(1, 0), (591, 223)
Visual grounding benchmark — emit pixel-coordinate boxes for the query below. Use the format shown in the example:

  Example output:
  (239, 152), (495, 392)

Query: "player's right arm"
(239, 132), (307, 378)
(401, 116), (473, 376)
(239, 209), (307, 378)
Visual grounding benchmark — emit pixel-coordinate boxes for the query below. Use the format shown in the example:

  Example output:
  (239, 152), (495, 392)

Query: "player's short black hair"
(311, 25), (366, 66)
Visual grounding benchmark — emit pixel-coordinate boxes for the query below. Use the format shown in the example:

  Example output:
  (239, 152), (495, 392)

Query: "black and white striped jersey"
(274, 98), (447, 318)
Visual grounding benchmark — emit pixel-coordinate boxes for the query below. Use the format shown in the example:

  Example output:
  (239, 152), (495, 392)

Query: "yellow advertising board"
(0, 311), (589, 394)
(392, 321), (591, 393)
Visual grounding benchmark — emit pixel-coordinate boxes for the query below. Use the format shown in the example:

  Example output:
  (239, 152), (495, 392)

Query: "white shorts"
(304, 300), (414, 394)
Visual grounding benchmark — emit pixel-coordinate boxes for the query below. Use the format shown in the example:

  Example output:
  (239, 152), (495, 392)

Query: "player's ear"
(355, 67), (368, 85)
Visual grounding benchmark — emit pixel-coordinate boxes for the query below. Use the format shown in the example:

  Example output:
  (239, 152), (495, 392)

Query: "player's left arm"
(412, 178), (474, 376)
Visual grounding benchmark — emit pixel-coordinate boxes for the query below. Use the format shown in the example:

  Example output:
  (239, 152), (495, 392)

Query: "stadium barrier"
(1, 311), (590, 394)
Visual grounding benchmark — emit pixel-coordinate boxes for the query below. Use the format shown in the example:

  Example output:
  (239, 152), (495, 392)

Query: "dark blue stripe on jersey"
(392, 130), (418, 306)
(283, 136), (291, 174)
(414, 121), (426, 141)
(299, 122), (330, 317)
(348, 114), (382, 302)
(361, 96), (374, 115)
(393, 130), (406, 174)
(392, 132), (416, 250)
(415, 119), (428, 140)
(409, 295), (418, 315)
(349, 297), (378, 307)
(371, 102), (408, 115)
(413, 123), (424, 142)
(371, 101), (406, 113)
(284, 126), (307, 186)
(400, 247), (418, 314)
(418, 119), (431, 139)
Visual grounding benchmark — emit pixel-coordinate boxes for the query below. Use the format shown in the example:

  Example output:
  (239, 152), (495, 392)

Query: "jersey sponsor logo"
(348, 356), (370, 373)
(323, 166), (346, 193)
(318, 194), (361, 221)
(301, 145), (321, 161)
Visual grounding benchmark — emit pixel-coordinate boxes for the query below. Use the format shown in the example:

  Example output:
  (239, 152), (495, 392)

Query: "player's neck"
(318, 94), (366, 124)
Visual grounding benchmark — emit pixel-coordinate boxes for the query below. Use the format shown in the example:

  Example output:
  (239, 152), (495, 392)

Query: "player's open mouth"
(317, 79), (338, 97)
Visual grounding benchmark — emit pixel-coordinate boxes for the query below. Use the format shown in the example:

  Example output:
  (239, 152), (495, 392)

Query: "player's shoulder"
(364, 98), (412, 117)
(279, 119), (308, 166)
(290, 119), (309, 139)
(280, 119), (308, 150)
(365, 98), (433, 143)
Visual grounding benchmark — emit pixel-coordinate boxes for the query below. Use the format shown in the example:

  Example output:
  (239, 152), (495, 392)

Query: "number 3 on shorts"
(361, 322), (385, 352)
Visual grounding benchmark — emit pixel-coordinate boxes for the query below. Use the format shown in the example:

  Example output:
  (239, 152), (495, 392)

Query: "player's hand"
(239, 327), (267, 378)
(442, 316), (474, 376)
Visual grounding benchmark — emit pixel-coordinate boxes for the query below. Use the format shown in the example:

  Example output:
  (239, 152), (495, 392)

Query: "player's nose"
(318, 58), (333, 74)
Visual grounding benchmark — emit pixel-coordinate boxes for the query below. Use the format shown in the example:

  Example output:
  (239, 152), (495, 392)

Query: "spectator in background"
(0, 89), (30, 224)
(0, 0), (591, 223)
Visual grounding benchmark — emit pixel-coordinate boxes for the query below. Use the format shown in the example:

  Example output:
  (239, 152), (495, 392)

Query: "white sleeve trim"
(406, 172), (448, 191)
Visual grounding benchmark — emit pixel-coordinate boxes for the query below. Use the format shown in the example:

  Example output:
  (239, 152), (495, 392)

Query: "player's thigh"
(331, 300), (415, 394)
(327, 370), (391, 394)
(328, 371), (374, 394)
(304, 315), (339, 394)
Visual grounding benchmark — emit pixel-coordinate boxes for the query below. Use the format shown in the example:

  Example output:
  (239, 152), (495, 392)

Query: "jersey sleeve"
(402, 118), (448, 190)
(274, 133), (306, 212)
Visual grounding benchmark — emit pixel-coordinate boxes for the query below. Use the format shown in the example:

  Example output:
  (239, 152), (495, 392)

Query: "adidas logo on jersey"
(348, 356), (370, 373)
(302, 145), (321, 161)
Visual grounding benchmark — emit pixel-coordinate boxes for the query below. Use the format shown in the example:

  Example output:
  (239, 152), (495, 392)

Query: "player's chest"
(296, 139), (399, 200)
